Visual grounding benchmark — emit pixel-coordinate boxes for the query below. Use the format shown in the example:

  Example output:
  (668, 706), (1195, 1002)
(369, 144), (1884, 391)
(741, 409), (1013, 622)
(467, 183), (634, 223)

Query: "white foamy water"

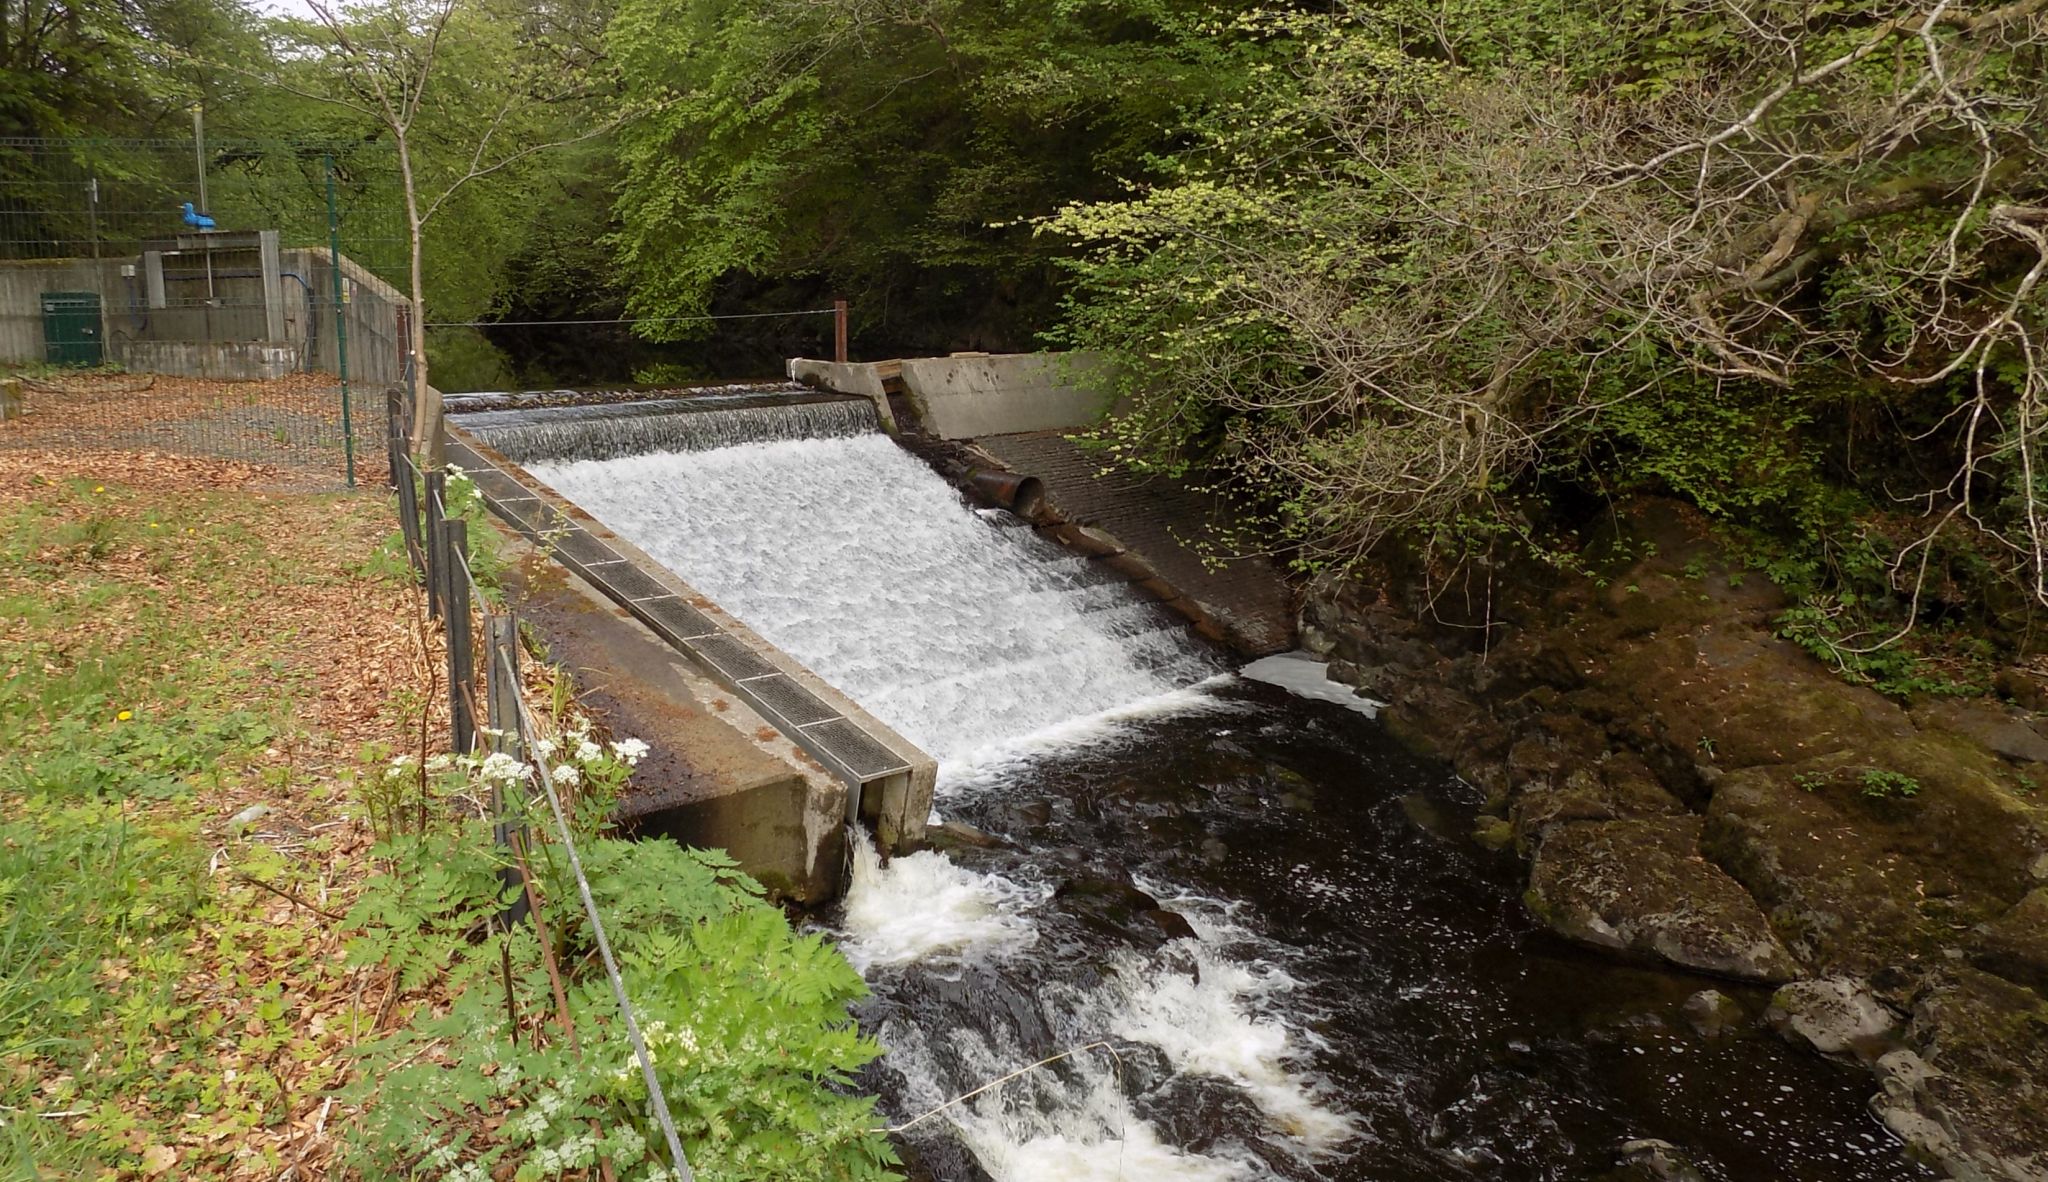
(846, 846), (1358, 1177)
(839, 834), (1040, 972)
(1241, 652), (1385, 718)
(1112, 895), (1359, 1153)
(529, 434), (1223, 772)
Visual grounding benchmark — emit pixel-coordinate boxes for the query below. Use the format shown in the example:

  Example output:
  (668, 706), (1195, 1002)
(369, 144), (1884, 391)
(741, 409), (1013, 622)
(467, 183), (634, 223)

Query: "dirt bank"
(1307, 499), (2048, 1181)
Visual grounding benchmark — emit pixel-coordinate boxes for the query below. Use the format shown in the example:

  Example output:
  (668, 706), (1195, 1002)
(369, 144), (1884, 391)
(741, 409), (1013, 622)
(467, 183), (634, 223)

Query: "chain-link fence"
(0, 137), (409, 489)
(0, 371), (392, 488)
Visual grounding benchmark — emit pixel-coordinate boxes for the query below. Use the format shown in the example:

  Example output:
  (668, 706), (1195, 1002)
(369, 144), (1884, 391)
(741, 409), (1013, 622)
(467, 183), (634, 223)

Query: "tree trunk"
(398, 132), (445, 464)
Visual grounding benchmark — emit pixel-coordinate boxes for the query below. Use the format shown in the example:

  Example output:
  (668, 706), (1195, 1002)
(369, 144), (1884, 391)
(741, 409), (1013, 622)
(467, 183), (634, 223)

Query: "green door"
(41, 291), (104, 366)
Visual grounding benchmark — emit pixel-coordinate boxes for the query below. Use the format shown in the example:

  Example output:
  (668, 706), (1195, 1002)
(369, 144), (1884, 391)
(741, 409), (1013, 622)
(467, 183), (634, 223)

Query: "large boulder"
(1525, 816), (1801, 982)
(1766, 976), (1901, 1057)
(1972, 889), (2048, 994)
(1873, 969), (2048, 1182)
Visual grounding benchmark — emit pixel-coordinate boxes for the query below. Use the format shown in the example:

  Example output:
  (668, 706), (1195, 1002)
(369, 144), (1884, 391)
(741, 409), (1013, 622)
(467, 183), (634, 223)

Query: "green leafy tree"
(606, 0), (1268, 351)
(1048, 1), (2048, 650)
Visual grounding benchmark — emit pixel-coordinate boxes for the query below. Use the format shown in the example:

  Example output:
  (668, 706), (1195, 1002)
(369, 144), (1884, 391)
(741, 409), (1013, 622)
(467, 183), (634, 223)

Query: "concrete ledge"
(792, 351), (1112, 439)
(118, 339), (299, 381)
(500, 547), (847, 902)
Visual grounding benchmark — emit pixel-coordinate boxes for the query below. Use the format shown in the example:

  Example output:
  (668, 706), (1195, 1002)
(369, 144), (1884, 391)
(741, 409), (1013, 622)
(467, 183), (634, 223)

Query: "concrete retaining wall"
(791, 351), (1114, 439)
(0, 248), (406, 384)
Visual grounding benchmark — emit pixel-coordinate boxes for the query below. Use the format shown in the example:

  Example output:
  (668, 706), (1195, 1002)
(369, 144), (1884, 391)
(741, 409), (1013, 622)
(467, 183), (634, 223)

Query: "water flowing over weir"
(500, 394), (1930, 1182)
(460, 387), (881, 464)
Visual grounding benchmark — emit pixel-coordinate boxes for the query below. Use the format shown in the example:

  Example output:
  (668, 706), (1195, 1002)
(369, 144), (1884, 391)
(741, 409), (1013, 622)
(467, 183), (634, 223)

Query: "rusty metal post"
(833, 298), (848, 364)
(441, 517), (474, 751)
(423, 469), (445, 619)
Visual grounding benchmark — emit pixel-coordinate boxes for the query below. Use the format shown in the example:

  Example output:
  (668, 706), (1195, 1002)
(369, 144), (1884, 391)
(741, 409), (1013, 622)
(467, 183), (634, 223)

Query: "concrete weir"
(443, 387), (938, 903)
(790, 352), (1297, 655)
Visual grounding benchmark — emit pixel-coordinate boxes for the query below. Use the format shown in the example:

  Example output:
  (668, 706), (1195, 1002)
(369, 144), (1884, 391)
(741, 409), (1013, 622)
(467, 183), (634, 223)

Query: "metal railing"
(386, 391), (695, 1182)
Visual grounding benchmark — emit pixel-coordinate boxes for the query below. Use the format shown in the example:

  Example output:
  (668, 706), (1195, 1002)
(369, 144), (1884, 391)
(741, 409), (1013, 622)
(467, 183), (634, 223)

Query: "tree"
(606, 0), (1268, 353)
(255, 0), (622, 459)
(1050, 0), (2047, 649)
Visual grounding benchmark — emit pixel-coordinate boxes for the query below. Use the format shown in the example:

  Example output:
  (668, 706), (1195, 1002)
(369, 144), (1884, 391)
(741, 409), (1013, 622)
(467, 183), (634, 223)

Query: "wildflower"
(575, 738), (603, 763)
(148, 522), (161, 529)
(92, 485), (103, 493)
(611, 737), (650, 766)
(551, 764), (581, 788)
(531, 736), (557, 759)
(425, 753), (454, 772)
(389, 753), (417, 771)
(479, 752), (529, 782)
(115, 710), (132, 721)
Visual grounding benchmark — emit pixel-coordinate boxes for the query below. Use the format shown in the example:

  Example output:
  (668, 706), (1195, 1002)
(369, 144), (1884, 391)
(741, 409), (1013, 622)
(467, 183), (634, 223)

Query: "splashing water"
(839, 834), (1040, 972)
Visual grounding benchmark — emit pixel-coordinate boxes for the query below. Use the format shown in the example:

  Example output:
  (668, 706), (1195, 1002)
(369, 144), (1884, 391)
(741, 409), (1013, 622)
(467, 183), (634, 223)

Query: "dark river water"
(836, 678), (1929, 1182)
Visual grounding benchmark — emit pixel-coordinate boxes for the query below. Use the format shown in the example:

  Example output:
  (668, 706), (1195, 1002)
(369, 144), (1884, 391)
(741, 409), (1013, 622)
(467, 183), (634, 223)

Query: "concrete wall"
(282, 248), (409, 385)
(0, 259), (128, 365)
(903, 352), (1114, 438)
(1, 247), (406, 384)
(791, 351), (1116, 439)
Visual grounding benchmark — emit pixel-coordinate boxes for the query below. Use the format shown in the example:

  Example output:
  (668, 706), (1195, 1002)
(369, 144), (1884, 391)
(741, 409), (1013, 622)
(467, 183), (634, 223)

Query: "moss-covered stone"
(1525, 815), (1801, 982)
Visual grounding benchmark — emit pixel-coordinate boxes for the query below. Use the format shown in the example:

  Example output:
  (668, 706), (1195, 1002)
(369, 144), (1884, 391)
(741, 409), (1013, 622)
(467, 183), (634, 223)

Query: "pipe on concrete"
(968, 470), (1045, 519)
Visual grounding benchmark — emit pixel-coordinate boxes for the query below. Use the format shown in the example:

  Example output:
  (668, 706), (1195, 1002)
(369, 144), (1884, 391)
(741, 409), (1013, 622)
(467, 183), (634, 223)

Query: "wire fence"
(0, 137), (406, 272)
(0, 137), (410, 488)
(0, 371), (390, 488)
(391, 407), (697, 1182)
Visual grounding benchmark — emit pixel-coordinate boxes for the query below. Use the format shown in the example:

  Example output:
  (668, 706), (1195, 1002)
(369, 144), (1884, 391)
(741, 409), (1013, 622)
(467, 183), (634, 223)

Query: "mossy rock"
(1525, 815), (1801, 982)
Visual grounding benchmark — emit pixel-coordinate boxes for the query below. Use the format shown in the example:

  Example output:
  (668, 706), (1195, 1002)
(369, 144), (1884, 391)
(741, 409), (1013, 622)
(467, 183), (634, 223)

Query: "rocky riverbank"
(1304, 499), (2048, 1181)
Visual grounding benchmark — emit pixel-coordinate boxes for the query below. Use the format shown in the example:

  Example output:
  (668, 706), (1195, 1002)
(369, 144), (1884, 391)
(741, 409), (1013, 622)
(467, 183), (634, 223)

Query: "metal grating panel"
(737, 674), (840, 727)
(598, 563), (676, 602)
(636, 596), (719, 642)
(801, 718), (912, 778)
(492, 496), (564, 537)
(444, 440), (486, 469)
(466, 467), (526, 502)
(550, 529), (623, 570)
(686, 633), (778, 681)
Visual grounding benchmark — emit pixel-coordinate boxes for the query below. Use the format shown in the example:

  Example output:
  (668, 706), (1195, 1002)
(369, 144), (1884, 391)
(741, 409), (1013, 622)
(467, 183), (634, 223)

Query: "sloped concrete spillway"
(462, 386), (1926, 1182)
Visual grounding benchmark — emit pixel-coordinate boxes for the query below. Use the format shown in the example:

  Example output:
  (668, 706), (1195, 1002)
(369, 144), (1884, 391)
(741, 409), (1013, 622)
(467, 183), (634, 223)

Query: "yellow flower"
(116, 710), (132, 721)
(149, 523), (161, 529)
(92, 485), (104, 493)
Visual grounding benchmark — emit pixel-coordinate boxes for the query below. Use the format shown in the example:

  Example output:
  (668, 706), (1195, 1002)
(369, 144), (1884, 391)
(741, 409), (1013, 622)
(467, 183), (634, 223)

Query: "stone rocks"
(1681, 989), (1746, 1038)
(1524, 816), (1801, 982)
(1972, 889), (2048, 993)
(1617, 1139), (1708, 1182)
(1301, 495), (2048, 1179)
(1766, 976), (1901, 1056)
(1911, 698), (2048, 765)
(1878, 970), (2048, 1182)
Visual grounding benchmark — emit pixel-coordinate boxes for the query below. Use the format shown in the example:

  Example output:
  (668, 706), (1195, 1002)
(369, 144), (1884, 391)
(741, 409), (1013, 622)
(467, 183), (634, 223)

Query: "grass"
(0, 464), (425, 1179)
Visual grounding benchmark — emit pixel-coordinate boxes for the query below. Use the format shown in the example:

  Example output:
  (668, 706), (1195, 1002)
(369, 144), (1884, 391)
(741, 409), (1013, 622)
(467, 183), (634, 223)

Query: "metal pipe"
(968, 470), (1045, 518)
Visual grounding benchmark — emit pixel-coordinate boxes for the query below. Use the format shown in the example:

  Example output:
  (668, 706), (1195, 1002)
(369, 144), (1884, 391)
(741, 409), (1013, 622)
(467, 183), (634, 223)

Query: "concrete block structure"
(0, 232), (407, 383)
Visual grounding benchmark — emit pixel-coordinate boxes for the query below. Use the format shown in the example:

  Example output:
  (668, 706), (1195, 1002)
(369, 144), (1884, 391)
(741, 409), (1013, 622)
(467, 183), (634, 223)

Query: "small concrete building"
(0, 230), (407, 382)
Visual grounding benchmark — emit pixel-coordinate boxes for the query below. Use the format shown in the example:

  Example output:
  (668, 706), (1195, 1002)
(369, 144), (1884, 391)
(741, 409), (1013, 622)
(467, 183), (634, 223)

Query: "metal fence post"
(441, 517), (474, 751)
(484, 616), (533, 925)
(384, 386), (404, 491)
(423, 469), (445, 619)
(393, 452), (422, 579)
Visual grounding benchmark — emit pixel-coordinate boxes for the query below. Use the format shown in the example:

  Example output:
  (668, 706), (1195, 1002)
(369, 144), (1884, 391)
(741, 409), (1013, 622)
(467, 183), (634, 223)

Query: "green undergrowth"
(344, 744), (898, 1182)
(0, 478), (379, 1177)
